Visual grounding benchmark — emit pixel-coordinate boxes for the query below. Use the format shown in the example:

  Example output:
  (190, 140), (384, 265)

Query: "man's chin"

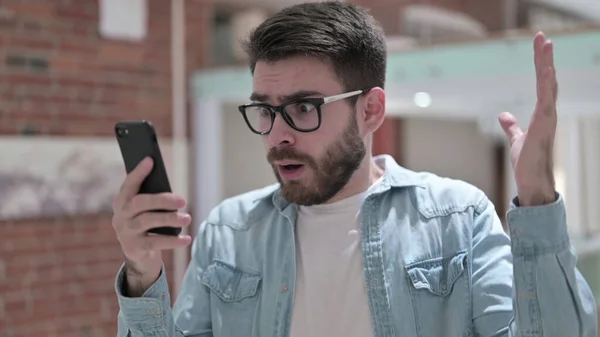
(280, 182), (316, 204)
(279, 179), (305, 190)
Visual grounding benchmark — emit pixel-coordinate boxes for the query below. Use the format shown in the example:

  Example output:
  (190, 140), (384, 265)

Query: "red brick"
(54, 8), (96, 22)
(98, 43), (146, 64)
(9, 36), (54, 50)
(50, 58), (80, 73)
(3, 73), (53, 86)
(3, 3), (54, 17)
(57, 40), (98, 56)
(3, 297), (28, 315)
(70, 23), (97, 38)
(0, 16), (18, 32)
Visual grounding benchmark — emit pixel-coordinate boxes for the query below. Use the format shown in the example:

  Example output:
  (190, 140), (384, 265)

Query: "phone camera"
(116, 127), (129, 137)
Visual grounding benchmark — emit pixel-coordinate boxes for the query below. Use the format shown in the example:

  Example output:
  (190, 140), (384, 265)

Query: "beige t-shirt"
(289, 179), (382, 337)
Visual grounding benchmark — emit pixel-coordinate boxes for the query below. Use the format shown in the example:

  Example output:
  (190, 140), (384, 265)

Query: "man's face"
(251, 57), (366, 206)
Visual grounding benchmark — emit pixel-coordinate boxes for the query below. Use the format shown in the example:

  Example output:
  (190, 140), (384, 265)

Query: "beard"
(267, 115), (366, 206)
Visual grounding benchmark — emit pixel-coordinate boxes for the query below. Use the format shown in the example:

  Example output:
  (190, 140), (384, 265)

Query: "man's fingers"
(113, 157), (154, 211)
(533, 32), (546, 84)
(538, 67), (556, 117)
(535, 64), (552, 106)
(132, 211), (192, 234)
(124, 193), (186, 218)
(543, 38), (554, 69)
(141, 234), (192, 252)
(498, 112), (523, 146)
(543, 41), (558, 102)
(532, 33), (557, 118)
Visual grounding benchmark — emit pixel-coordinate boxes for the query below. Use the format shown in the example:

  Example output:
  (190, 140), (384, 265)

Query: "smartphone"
(114, 120), (182, 236)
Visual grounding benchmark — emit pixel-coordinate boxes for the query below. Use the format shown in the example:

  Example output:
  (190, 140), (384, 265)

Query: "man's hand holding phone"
(111, 157), (193, 297)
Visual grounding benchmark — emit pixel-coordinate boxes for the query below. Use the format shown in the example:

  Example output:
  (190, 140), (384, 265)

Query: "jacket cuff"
(506, 192), (571, 256)
(115, 263), (172, 330)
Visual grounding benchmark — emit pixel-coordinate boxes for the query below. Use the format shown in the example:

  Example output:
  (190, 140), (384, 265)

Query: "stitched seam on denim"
(362, 197), (394, 336)
(409, 189), (485, 219)
(405, 250), (468, 269)
(201, 260), (262, 302)
(511, 235), (570, 257)
(406, 252), (467, 297)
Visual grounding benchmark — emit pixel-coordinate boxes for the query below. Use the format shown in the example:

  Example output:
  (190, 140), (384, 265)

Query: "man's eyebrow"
(249, 92), (268, 102)
(249, 90), (325, 103)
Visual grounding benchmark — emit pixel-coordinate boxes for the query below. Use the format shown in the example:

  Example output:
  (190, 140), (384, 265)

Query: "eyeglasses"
(238, 89), (368, 135)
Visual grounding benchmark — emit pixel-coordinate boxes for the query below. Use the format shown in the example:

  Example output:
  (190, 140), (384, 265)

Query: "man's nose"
(267, 113), (295, 147)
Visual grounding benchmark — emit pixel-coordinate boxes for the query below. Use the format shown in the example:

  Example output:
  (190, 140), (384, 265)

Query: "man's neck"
(324, 156), (384, 204)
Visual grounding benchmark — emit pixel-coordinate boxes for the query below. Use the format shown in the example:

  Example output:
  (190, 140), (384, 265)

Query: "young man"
(112, 2), (597, 337)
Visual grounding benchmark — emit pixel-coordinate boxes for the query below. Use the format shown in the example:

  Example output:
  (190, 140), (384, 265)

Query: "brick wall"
(0, 0), (212, 336)
(0, 0), (211, 137)
(0, 214), (174, 336)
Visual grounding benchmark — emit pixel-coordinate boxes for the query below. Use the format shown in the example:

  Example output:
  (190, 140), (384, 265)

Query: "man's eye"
(290, 102), (315, 114)
(299, 103), (314, 113)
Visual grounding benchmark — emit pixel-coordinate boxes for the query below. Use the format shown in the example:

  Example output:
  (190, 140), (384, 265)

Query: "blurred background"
(1, 0), (599, 335)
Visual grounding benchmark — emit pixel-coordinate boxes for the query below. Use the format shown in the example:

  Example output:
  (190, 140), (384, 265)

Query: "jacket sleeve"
(115, 222), (213, 337)
(471, 193), (597, 337)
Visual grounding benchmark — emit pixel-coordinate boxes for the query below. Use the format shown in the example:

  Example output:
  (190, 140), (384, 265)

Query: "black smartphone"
(114, 120), (182, 236)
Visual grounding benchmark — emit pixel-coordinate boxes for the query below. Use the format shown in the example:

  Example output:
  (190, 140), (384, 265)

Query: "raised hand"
(498, 32), (559, 207)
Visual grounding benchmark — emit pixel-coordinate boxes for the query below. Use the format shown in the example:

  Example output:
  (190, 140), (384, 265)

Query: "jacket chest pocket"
(201, 260), (262, 337)
(405, 251), (472, 337)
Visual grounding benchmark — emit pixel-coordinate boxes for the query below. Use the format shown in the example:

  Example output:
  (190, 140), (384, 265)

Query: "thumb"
(114, 157), (154, 210)
(498, 112), (523, 146)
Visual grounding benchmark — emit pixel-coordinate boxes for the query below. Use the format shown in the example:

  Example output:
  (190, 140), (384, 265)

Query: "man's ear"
(356, 87), (386, 137)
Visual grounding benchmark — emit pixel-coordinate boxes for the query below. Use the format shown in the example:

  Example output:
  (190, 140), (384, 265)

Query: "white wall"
(581, 118), (600, 236)
(555, 116), (600, 240)
(221, 103), (277, 198)
(401, 117), (498, 202)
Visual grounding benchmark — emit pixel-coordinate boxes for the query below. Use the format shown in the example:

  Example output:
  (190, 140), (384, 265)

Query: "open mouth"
(277, 163), (306, 180)
(280, 164), (304, 172)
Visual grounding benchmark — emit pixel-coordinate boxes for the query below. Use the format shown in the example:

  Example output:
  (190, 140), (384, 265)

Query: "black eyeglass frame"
(238, 89), (369, 135)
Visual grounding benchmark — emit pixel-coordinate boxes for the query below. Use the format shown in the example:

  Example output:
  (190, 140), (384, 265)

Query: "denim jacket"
(115, 155), (597, 337)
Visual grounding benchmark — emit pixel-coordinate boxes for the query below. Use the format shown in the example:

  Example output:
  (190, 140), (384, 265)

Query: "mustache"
(267, 147), (314, 165)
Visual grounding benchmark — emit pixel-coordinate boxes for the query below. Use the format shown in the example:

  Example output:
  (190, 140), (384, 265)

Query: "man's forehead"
(251, 59), (342, 103)
(254, 58), (339, 83)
